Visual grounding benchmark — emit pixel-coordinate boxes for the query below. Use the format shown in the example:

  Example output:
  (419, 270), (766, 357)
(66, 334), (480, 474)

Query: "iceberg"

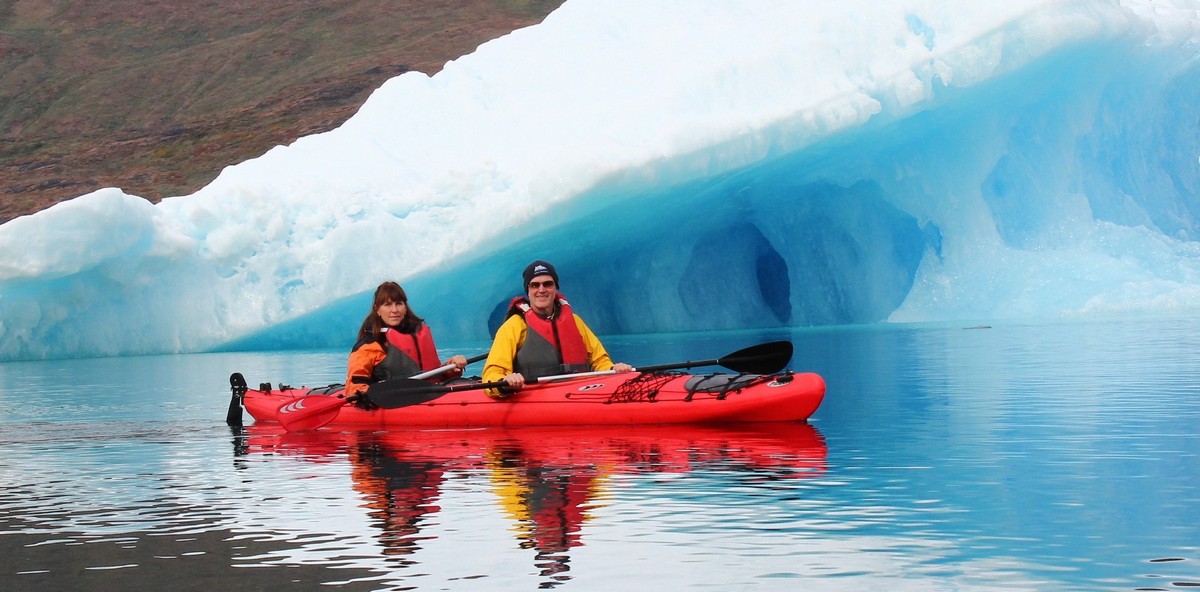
(1, 0), (1198, 361)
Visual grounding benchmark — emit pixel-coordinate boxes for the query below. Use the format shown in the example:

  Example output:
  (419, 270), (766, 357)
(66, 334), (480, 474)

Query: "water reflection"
(233, 423), (827, 587)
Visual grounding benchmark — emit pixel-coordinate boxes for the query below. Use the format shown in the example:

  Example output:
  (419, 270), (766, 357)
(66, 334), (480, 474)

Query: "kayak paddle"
(276, 352), (487, 431)
(366, 340), (795, 408)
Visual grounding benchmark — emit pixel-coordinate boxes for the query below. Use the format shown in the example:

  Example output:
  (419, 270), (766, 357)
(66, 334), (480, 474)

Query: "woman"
(345, 281), (467, 396)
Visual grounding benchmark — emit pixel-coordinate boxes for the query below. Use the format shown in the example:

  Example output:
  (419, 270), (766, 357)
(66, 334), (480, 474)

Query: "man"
(483, 260), (633, 398)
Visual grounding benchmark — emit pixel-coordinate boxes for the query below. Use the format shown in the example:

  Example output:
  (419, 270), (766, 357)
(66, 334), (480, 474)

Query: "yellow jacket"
(483, 313), (614, 397)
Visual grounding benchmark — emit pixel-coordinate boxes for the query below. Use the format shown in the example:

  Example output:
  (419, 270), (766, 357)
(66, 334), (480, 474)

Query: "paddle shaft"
(372, 369), (635, 402)
(367, 340), (794, 406)
(409, 352), (488, 380)
(278, 352), (487, 431)
(532, 342), (790, 383)
(531, 357), (722, 383)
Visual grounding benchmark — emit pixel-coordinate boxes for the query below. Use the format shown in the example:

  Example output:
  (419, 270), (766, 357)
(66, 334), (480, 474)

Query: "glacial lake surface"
(1, 316), (1197, 591)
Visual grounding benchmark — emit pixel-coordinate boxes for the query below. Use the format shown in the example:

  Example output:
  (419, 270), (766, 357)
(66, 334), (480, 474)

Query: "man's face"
(527, 275), (557, 315)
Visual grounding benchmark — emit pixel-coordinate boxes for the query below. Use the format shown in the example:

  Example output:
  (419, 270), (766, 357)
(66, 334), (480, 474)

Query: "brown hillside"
(0, 0), (563, 224)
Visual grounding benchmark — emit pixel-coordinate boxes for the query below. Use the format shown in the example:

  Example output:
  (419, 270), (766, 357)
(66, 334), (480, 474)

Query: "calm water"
(1, 317), (1198, 591)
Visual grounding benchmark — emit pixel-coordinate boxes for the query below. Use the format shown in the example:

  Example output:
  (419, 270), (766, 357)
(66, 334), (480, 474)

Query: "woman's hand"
(449, 354), (468, 369)
(612, 362), (634, 373)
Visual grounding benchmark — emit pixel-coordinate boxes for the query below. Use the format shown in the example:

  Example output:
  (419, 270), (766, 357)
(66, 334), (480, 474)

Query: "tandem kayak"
(230, 370), (825, 429)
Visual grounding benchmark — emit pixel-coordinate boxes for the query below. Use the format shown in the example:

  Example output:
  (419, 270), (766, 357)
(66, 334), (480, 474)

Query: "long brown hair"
(360, 281), (425, 344)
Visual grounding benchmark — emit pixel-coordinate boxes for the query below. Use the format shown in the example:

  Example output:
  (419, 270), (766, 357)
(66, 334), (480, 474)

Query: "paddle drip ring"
(607, 371), (678, 403)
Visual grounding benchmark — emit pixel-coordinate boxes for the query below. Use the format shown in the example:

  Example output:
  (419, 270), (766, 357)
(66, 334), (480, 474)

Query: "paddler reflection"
(347, 441), (446, 561)
(487, 441), (607, 582)
(234, 423), (827, 584)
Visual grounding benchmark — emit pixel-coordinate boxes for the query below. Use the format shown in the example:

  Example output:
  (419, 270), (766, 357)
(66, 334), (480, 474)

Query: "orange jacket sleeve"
(345, 341), (386, 396)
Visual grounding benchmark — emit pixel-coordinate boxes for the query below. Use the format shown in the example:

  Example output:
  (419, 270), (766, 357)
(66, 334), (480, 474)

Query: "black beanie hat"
(522, 260), (559, 289)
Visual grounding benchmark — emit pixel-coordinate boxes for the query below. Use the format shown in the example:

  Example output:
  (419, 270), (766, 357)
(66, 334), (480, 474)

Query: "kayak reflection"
(234, 423), (827, 584)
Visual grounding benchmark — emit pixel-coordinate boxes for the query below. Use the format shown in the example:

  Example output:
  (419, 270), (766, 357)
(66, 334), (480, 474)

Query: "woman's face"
(376, 299), (408, 326)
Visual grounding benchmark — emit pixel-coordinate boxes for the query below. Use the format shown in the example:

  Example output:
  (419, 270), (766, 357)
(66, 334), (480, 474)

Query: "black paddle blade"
(717, 340), (793, 374)
(366, 379), (455, 409)
(227, 372), (248, 427)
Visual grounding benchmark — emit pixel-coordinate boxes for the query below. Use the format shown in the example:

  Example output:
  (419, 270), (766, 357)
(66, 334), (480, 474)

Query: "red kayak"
(232, 370), (825, 428)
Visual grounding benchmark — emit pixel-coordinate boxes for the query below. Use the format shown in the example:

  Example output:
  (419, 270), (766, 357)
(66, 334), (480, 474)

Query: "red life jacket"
(375, 324), (441, 381)
(508, 295), (591, 379)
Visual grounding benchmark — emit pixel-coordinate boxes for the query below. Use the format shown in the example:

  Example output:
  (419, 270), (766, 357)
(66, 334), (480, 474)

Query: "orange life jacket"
(375, 324), (441, 381)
